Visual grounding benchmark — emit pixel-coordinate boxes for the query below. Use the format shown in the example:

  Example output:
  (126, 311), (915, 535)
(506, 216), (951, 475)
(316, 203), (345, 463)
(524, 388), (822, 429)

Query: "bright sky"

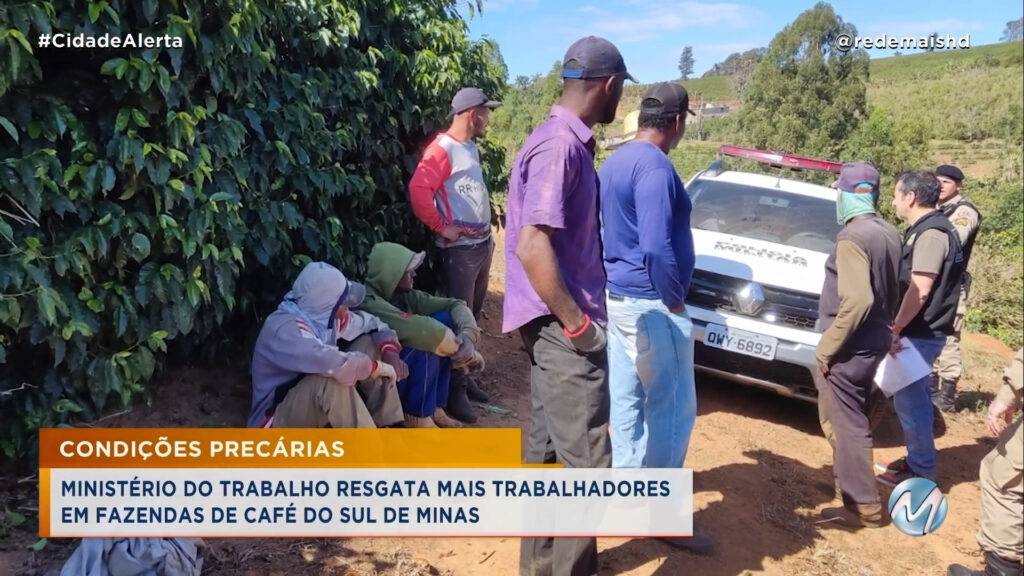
(466, 0), (1022, 83)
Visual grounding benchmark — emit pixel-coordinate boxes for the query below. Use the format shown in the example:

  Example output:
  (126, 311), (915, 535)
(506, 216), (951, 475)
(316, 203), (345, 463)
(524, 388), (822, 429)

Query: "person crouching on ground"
(248, 261), (407, 429)
(359, 242), (486, 427)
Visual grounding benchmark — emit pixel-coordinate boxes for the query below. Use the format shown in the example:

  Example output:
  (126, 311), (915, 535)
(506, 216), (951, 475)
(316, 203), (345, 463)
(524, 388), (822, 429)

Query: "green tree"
(678, 46), (695, 79)
(1001, 17), (1023, 42)
(734, 2), (869, 159)
(0, 0), (506, 463)
(487, 61), (562, 171)
(703, 47), (765, 78)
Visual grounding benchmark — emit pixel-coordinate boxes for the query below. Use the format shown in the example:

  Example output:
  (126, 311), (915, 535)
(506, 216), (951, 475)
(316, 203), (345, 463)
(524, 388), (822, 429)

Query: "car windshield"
(688, 178), (843, 253)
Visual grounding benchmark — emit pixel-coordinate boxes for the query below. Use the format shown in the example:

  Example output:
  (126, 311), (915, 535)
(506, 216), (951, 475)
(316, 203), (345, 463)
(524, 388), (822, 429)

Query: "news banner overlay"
(39, 429), (694, 538)
(888, 477), (948, 536)
(46, 468), (692, 537)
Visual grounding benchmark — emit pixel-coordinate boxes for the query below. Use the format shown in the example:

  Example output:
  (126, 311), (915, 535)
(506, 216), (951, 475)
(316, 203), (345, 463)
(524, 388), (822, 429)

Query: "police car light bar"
(718, 145), (843, 174)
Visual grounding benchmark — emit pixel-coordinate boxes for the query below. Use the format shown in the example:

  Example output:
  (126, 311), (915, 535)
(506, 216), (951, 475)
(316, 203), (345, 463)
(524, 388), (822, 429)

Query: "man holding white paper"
(814, 161), (902, 528)
(878, 170), (966, 487)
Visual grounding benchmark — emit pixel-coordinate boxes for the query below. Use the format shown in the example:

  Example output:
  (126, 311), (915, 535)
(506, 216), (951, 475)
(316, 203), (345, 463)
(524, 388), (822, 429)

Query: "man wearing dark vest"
(933, 164), (982, 412)
(877, 170), (966, 487)
(814, 161), (902, 528)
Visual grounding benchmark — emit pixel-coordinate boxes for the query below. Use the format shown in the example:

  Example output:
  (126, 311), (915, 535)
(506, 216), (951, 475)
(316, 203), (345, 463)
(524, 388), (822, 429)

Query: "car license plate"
(703, 323), (778, 361)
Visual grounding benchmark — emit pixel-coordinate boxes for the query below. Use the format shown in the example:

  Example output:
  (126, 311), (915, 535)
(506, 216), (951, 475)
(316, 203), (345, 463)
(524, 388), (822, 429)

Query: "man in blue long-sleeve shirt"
(600, 83), (711, 554)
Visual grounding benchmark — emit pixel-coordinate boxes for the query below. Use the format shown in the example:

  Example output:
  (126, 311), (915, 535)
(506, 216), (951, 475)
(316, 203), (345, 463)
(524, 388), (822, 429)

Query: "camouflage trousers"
(977, 415), (1023, 562)
(934, 280), (970, 388)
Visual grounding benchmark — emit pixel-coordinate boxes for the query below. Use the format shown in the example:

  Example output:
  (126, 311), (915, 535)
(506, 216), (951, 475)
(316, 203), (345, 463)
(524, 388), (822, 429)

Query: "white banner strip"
(49, 468), (692, 537)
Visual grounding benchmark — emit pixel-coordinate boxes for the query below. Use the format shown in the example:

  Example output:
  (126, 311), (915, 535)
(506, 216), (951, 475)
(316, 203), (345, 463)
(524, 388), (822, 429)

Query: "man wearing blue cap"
(814, 161), (902, 528)
(505, 35), (633, 576)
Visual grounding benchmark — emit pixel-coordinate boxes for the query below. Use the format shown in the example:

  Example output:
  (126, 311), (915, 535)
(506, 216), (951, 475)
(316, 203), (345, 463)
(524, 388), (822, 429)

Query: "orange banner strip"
(39, 468), (50, 537)
(39, 428), (532, 468)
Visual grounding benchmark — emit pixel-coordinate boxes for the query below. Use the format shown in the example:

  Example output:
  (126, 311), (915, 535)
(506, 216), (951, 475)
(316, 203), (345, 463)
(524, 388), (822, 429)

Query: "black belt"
(608, 292), (626, 302)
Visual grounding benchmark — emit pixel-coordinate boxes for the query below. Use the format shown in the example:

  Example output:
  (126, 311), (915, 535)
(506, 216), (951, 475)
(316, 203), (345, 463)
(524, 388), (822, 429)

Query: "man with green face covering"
(814, 161), (903, 528)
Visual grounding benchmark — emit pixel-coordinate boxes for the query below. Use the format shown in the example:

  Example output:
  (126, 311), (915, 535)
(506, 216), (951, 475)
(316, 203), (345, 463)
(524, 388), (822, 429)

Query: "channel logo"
(888, 477), (948, 536)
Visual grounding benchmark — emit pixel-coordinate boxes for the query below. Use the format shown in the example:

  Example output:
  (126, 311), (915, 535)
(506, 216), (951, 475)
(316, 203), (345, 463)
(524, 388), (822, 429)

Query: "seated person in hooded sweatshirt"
(359, 242), (486, 428)
(248, 261), (407, 429)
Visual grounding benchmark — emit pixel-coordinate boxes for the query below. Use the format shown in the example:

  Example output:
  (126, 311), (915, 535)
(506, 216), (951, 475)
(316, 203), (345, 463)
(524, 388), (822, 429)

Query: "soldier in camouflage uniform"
(932, 164), (982, 412)
(947, 348), (1023, 576)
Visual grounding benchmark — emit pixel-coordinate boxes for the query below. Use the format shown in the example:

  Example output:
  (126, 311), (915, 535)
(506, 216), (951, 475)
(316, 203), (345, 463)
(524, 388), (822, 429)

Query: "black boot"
(930, 377), (956, 412)
(659, 532), (714, 556)
(446, 375), (478, 424)
(465, 376), (490, 403)
(936, 380), (957, 412)
(932, 402), (947, 438)
(985, 553), (1024, 576)
(948, 563), (984, 576)
(950, 553), (1024, 576)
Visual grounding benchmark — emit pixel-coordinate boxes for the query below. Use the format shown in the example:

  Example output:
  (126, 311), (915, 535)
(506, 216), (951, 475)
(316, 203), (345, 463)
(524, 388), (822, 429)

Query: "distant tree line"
(1002, 17), (1023, 42)
(702, 48), (766, 78)
(702, 47), (766, 93)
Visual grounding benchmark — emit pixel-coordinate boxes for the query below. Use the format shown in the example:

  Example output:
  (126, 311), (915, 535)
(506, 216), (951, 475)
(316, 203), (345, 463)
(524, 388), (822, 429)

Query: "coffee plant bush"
(0, 0), (505, 462)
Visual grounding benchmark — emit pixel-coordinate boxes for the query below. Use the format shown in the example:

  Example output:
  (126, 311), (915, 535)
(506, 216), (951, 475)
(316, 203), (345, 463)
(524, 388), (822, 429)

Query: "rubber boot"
(949, 553), (1024, 576)
(659, 532), (714, 556)
(465, 376), (490, 403)
(985, 553), (1024, 576)
(404, 414), (437, 428)
(936, 380), (957, 413)
(432, 407), (463, 428)
(821, 502), (886, 529)
(930, 376), (956, 413)
(446, 375), (478, 424)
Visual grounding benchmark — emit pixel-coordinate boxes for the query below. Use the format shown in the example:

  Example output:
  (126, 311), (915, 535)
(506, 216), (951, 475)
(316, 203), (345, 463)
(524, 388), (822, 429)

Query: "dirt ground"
(1, 227), (1017, 576)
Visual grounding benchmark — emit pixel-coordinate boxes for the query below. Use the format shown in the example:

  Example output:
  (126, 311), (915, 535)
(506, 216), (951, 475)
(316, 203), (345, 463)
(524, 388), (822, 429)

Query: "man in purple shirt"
(503, 35), (634, 576)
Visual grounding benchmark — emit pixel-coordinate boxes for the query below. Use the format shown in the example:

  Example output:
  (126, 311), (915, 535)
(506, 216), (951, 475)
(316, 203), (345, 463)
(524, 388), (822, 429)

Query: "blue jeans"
(396, 311), (453, 418)
(606, 293), (697, 469)
(892, 335), (946, 479)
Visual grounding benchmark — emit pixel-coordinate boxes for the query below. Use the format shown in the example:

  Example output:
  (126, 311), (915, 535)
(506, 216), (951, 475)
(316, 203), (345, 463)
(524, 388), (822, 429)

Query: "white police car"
(685, 146), (844, 402)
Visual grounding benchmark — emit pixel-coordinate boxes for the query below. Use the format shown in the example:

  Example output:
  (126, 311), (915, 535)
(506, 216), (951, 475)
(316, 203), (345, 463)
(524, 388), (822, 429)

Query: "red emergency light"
(718, 145), (843, 174)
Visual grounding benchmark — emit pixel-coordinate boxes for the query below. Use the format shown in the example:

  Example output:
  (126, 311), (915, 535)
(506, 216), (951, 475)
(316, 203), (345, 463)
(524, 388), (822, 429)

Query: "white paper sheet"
(874, 338), (932, 397)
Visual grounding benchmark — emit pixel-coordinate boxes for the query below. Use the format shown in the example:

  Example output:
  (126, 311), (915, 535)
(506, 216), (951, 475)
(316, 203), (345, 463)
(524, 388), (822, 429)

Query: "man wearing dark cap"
(409, 86), (501, 422)
(814, 161), (902, 528)
(503, 35), (633, 576)
(598, 83), (712, 553)
(932, 164), (982, 412)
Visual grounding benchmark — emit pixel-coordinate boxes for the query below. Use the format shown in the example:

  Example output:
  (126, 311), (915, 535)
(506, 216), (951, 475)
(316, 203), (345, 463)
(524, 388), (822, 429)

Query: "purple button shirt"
(502, 105), (608, 333)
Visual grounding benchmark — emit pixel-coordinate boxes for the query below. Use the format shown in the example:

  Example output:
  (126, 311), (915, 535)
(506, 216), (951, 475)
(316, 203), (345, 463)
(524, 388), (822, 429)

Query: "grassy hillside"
(607, 42), (1024, 347)
(609, 42), (1024, 173)
(618, 42), (1022, 110)
(621, 75), (735, 107)
(867, 43), (1023, 154)
(869, 41), (1023, 80)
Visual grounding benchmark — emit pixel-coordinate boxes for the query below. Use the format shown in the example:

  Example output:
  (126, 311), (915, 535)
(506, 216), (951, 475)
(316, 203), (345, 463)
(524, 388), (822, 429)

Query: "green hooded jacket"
(360, 242), (478, 354)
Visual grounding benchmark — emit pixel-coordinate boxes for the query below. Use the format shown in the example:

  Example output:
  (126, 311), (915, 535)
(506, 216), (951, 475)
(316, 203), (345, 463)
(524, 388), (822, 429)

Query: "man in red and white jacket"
(408, 87), (500, 416)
